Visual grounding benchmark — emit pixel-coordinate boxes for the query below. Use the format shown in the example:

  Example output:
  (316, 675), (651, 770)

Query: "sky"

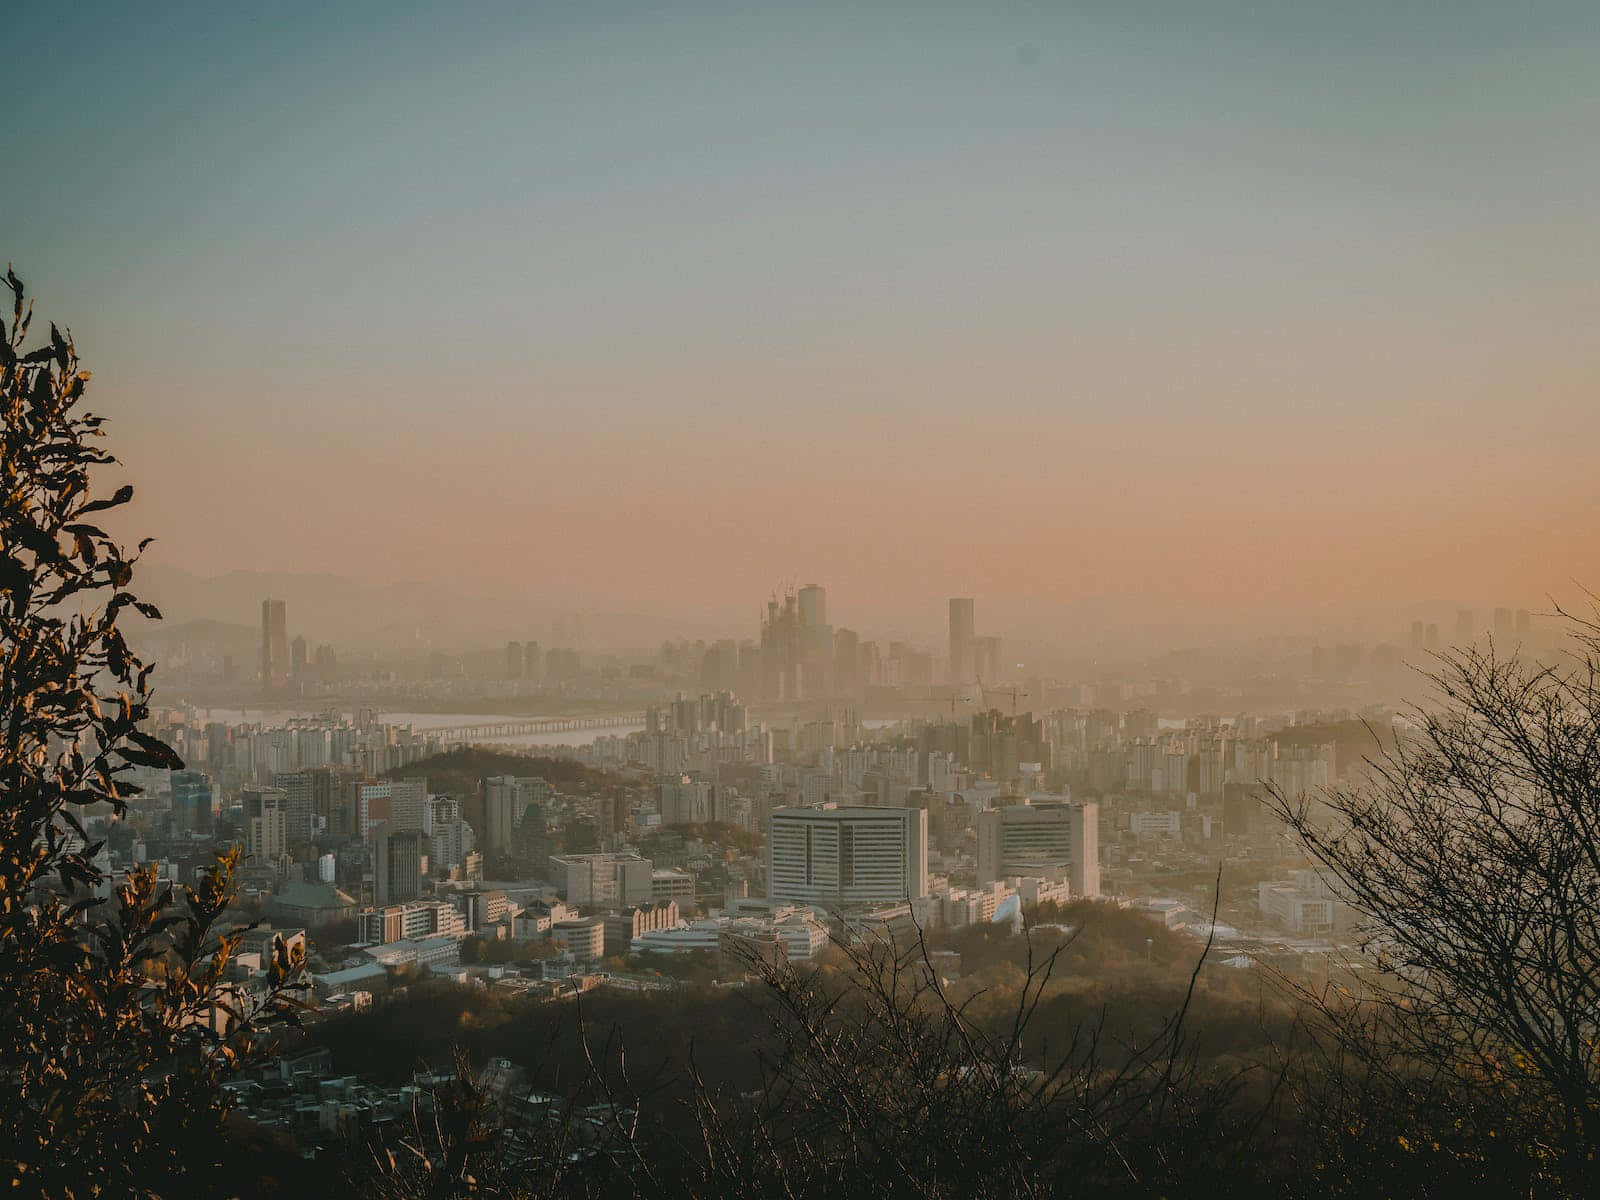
(8, 1), (1600, 646)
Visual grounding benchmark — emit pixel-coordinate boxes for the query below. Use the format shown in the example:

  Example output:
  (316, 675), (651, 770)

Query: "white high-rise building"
(767, 805), (928, 908)
(483, 776), (523, 855)
(248, 790), (289, 864)
(430, 816), (476, 874)
(350, 778), (429, 839)
(975, 799), (1099, 899)
(245, 788), (287, 863)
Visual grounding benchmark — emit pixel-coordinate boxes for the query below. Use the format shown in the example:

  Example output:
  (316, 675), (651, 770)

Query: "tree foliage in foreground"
(0, 270), (309, 1198)
(1272, 614), (1600, 1191)
(359, 919), (1278, 1200)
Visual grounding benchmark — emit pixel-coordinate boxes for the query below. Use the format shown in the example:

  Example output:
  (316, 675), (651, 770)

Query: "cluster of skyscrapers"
(259, 597), (336, 691)
(723, 586), (1007, 701)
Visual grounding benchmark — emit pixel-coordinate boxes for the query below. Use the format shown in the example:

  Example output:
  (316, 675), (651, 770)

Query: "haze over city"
(10, 1), (1600, 646)
(9, 6), (1600, 1199)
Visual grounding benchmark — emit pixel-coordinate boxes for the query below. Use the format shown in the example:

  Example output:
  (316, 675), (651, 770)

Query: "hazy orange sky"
(11, 2), (1600, 644)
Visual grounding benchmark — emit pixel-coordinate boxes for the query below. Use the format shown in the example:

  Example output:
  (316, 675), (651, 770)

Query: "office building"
(275, 770), (315, 842)
(1258, 870), (1340, 935)
(602, 901), (682, 957)
(659, 776), (716, 825)
(359, 900), (467, 945)
(481, 775), (550, 856)
(348, 778), (427, 839)
(767, 805), (928, 908)
(372, 823), (424, 905)
(759, 589), (805, 701)
(426, 795), (476, 873)
(651, 868), (696, 902)
(973, 635), (1002, 682)
(482, 776), (520, 855)
(388, 778), (427, 832)
(169, 770), (213, 835)
(456, 888), (511, 931)
(949, 598), (975, 684)
(1494, 607), (1514, 641)
(975, 799), (1099, 899)
(797, 584), (827, 630)
(243, 787), (287, 864)
(548, 852), (653, 908)
(260, 598), (288, 689)
(833, 627), (861, 697)
(551, 916), (607, 960)
(631, 906), (829, 962)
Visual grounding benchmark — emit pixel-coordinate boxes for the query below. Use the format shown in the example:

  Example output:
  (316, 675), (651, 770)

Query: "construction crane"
(908, 689), (974, 723)
(977, 676), (1028, 717)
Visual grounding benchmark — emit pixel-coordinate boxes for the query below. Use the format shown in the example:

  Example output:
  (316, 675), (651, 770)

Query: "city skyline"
(151, 564), (1559, 664)
(9, 2), (1600, 646)
(11, 4), (1600, 1193)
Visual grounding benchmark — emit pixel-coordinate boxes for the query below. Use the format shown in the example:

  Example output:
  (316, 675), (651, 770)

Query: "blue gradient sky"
(9, 2), (1600, 642)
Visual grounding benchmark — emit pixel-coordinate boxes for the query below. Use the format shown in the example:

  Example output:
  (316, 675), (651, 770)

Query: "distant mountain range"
(128, 566), (728, 652)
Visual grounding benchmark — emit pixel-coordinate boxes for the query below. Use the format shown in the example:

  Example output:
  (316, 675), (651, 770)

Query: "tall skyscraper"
(1455, 609), (1474, 643)
(260, 598), (287, 689)
(701, 639), (740, 692)
(289, 634), (308, 679)
(169, 770), (214, 835)
(949, 598), (975, 684)
(973, 635), (1003, 682)
(760, 590), (804, 700)
(1494, 607), (1514, 641)
(311, 643), (336, 683)
(426, 796), (476, 874)
(482, 776), (523, 857)
(388, 778), (428, 833)
(798, 584), (827, 630)
(797, 584), (834, 696)
(834, 627), (861, 697)
(243, 787), (288, 863)
(372, 822), (423, 905)
(506, 640), (524, 678)
(275, 771), (315, 842)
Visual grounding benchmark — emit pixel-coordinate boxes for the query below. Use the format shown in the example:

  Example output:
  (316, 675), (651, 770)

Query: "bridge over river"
(427, 713), (640, 743)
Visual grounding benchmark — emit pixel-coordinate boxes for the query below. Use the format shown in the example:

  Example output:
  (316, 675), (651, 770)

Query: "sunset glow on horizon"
(11, 0), (1600, 644)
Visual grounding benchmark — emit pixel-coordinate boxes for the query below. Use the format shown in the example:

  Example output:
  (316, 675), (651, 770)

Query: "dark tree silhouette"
(1270, 613), (1600, 1186)
(0, 269), (309, 1198)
